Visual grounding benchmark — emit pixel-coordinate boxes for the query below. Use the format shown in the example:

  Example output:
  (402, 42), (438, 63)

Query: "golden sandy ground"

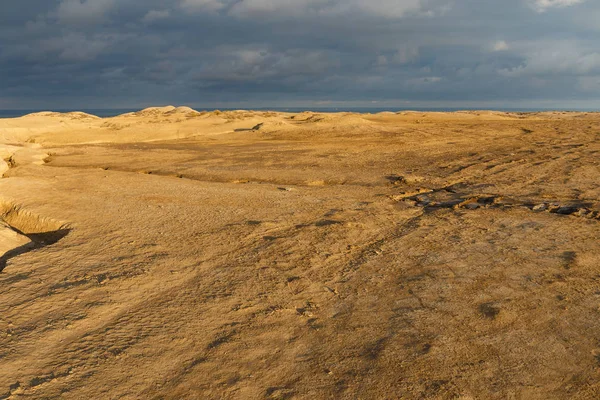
(0, 107), (599, 399)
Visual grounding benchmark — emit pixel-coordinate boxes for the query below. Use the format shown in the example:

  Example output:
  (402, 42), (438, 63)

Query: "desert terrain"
(0, 106), (599, 399)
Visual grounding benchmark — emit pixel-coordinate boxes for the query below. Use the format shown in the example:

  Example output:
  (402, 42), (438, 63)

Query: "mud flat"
(0, 108), (599, 399)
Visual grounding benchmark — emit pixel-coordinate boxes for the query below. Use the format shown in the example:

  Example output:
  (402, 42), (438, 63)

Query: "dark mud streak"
(392, 184), (599, 221)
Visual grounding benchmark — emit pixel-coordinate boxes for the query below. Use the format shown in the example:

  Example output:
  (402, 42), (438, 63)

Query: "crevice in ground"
(0, 202), (70, 272)
(43, 162), (386, 189)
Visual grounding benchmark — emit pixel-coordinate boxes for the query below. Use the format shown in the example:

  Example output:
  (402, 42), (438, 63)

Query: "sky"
(1, 0), (600, 110)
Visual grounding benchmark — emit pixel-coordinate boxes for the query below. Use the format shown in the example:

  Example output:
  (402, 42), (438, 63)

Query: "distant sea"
(0, 107), (597, 119)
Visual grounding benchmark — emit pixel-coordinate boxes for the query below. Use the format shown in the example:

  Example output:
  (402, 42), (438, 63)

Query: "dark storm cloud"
(1, 0), (600, 108)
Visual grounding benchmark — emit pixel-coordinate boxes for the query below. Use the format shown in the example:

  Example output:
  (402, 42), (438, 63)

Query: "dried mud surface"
(0, 108), (599, 399)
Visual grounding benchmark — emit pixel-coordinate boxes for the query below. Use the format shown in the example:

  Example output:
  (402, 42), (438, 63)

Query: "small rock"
(415, 195), (431, 206)
(479, 302), (501, 319)
(575, 208), (591, 217)
(532, 203), (547, 212)
(402, 199), (418, 207)
(553, 206), (578, 215)
(464, 203), (480, 210)
(547, 203), (562, 212)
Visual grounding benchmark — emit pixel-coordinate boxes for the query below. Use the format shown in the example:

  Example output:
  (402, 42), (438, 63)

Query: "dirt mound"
(21, 111), (100, 120)
(165, 106), (201, 116)
(133, 106), (177, 116)
(124, 106), (203, 119)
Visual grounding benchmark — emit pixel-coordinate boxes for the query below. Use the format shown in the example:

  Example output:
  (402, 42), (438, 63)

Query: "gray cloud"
(1, 0), (600, 109)
(142, 9), (171, 24)
(531, 0), (586, 13)
(55, 0), (116, 25)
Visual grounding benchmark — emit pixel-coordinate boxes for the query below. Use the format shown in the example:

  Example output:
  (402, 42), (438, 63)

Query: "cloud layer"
(2, 0), (599, 109)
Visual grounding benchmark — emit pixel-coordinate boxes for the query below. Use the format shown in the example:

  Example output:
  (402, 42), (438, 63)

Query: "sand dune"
(0, 107), (599, 399)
